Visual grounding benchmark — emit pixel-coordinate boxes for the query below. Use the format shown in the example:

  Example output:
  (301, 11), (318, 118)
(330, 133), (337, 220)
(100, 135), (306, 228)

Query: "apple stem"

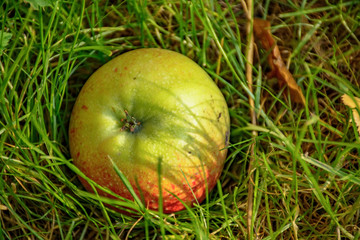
(120, 110), (141, 133)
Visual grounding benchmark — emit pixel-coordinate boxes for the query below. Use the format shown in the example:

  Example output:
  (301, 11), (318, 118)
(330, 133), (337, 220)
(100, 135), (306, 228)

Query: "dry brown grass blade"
(253, 18), (306, 105)
(241, 0), (256, 238)
(342, 94), (360, 135)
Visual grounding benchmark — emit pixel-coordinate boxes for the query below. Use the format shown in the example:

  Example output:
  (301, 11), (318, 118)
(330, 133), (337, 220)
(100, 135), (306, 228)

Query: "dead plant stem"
(243, 0), (257, 238)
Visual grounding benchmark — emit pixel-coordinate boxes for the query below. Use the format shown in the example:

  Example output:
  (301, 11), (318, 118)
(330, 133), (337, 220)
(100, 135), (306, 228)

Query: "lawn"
(1, 0), (360, 239)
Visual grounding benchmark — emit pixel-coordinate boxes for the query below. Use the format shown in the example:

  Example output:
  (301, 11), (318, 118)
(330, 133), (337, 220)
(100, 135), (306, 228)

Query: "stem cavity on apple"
(120, 110), (141, 133)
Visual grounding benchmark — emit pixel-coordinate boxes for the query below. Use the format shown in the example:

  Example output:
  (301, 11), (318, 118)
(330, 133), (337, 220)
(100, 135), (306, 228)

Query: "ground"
(1, 0), (360, 239)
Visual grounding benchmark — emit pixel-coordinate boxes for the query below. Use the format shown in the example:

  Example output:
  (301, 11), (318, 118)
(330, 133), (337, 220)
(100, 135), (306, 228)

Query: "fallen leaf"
(0, 205), (8, 211)
(342, 94), (360, 108)
(253, 18), (306, 105)
(342, 94), (360, 135)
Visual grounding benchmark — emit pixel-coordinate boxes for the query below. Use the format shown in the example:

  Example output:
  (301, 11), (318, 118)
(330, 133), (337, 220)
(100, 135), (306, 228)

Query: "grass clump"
(1, 0), (360, 239)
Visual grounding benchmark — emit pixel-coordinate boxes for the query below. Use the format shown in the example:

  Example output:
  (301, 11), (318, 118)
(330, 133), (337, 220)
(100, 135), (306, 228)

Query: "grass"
(1, 0), (360, 239)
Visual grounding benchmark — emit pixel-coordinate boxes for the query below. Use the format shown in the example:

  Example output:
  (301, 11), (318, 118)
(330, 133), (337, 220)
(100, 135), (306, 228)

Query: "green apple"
(69, 48), (230, 213)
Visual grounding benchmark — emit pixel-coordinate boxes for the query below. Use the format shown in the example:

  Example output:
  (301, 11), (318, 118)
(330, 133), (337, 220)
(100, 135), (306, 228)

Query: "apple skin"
(69, 48), (230, 214)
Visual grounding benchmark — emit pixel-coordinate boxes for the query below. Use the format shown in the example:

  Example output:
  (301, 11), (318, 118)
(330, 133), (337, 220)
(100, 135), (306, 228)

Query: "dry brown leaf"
(0, 205), (8, 211)
(253, 18), (306, 105)
(342, 94), (359, 108)
(342, 94), (360, 135)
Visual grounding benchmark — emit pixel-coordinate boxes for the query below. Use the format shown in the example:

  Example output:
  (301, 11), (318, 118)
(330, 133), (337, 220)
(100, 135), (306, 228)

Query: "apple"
(69, 48), (230, 214)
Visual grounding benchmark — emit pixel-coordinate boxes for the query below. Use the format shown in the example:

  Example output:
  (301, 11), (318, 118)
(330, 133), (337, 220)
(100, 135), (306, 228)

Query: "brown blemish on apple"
(225, 130), (230, 146)
(124, 66), (128, 70)
(70, 128), (76, 134)
(81, 105), (88, 110)
(114, 67), (118, 72)
(76, 152), (80, 158)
